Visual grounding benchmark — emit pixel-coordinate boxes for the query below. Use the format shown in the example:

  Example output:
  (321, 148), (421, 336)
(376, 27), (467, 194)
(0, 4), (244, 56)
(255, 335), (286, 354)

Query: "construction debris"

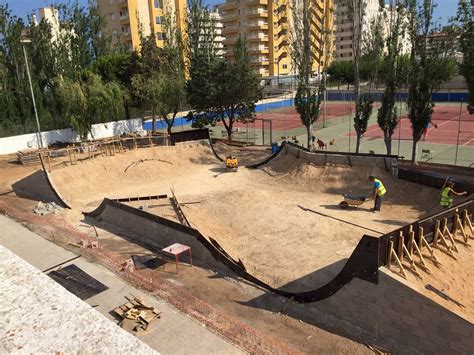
(33, 201), (63, 215)
(113, 297), (162, 335)
(17, 149), (44, 165)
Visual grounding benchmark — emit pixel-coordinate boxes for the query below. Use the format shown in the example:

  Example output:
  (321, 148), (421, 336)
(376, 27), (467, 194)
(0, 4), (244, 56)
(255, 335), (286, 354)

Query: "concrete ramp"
(84, 198), (383, 302)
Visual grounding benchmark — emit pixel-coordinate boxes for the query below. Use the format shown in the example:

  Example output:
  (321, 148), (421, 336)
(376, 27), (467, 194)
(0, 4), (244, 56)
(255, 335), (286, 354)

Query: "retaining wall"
(305, 269), (474, 354)
(283, 142), (398, 171)
(0, 118), (143, 155)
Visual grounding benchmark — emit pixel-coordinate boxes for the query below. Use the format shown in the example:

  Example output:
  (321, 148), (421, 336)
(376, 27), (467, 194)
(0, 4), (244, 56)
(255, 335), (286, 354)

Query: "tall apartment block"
(97, 0), (186, 51)
(204, 8), (226, 58)
(219, 0), (292, 77)
(333, 0), (380, 61)
(219, 0), (334, 78)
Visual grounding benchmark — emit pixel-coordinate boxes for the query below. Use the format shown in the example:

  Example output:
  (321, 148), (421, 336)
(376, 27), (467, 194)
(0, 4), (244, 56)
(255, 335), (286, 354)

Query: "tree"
(360, 12), (385, 88)
(377, 0), (407, 155)
(186, 38), (262, 141)
(91, 52), (139, 119)
(290, 0), (328, 148)
(156, 13), (187, 134)
(327, 61), (354, 89)
(354, 93), (374, 150)
(338, 0), (374, 153)
(132, 73), (162, 134)
(455, 0), (473, 108)
(56, 72), (124, 140)
(405, 0), (457, 163)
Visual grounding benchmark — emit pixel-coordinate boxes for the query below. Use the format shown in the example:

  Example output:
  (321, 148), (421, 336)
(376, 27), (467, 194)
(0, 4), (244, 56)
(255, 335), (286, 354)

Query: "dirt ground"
(23, 142), (440, 291)
(0, 151), (373, 354)
(2, 142), (473, 351)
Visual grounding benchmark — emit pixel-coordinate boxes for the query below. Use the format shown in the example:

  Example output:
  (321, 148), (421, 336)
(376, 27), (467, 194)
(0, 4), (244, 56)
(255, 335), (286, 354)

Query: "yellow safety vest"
(374, 178), (386, 196)
(440, 187), (453, 207)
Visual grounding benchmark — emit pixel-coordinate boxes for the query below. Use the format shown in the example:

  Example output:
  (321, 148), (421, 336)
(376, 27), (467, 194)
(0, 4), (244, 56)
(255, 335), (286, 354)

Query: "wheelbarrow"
(339, 194), (370, 209)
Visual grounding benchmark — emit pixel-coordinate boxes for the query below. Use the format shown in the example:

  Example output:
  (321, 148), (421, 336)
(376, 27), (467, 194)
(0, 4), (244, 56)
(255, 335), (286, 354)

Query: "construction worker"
(440, 181), (467, 208)
(369, 176), (386, 212)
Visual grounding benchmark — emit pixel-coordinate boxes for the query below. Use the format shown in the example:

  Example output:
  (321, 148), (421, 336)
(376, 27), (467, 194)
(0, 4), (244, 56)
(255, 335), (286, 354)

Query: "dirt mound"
(48, 144), (218, 209)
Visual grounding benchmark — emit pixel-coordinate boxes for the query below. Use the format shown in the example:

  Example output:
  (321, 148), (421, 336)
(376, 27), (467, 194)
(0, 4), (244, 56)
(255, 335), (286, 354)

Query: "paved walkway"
(0, 215), (243, 355)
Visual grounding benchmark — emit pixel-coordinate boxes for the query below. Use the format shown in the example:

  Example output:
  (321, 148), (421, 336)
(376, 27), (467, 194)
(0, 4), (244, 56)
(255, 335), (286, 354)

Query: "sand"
(8, 141), (474, 320)
(39, 142), (441, 293)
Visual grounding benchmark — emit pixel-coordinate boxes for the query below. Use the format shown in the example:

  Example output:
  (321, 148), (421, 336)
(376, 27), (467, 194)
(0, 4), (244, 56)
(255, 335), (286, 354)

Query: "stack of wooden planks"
(16, 149), (46, 165)
(113, 296), (162, 335)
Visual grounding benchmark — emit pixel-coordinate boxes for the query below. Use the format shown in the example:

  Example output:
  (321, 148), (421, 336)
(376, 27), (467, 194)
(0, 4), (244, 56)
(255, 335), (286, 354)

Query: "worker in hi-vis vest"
(369, 176), (386, 212)
(440, 181), (467, 208)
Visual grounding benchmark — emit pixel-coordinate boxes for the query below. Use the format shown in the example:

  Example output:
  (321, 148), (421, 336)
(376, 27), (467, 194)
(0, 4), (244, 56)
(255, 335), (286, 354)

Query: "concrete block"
(417, 337), (449, 354)
(458, 334), (474, 350)
(400, 314), (421, 328)
(399, 330), (419, 348)
(445, 341), (471, 354)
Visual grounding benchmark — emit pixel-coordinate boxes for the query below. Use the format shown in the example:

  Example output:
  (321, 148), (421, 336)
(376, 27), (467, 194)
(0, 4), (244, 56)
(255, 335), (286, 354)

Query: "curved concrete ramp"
(84, 198), (381, 303)
(37, 154), (71, 209)
(247, 141), (398, 170)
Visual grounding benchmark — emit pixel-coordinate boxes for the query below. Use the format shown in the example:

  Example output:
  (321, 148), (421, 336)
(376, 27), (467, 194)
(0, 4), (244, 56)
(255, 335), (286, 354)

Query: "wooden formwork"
(387, 208), (473, 279)
(38, 133), (168, 172)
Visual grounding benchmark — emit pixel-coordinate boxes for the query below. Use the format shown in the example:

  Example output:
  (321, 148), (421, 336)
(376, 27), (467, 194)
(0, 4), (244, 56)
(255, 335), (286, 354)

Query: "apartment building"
(333, 0), (380, 61)
(209, 8), (226, 58)
(219, 0), (333, 78)
(334, 0), (411, 61)
(219, 0), (292, 77)
(97, 0), (186, 51)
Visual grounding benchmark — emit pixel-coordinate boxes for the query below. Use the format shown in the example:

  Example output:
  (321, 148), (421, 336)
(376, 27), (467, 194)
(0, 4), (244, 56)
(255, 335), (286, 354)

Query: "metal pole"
(348, 93), (351, 153)
(269, 120), (272, 144)
(397, 97), (402, 156)
(323, 71), (327, 128)
(277, 58), (280, 87)
(454, 100), (463, 165)
(22, 43), (43, 149)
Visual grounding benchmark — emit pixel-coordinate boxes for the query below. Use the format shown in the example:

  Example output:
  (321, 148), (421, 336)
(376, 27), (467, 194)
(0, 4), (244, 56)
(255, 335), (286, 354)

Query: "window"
(154, 0), (162, 8)
(111, 14), (116, 20)
(155, 16), (162, 24)
(282, 64), (288, 69)
(156, 32), (166, 40)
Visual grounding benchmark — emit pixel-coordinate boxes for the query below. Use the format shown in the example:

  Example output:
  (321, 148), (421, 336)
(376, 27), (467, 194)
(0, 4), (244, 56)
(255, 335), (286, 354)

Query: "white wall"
(0, 118), (144, 155)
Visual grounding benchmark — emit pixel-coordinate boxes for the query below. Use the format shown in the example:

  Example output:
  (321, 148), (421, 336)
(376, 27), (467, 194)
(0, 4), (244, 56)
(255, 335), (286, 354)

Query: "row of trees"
(295, 0), (471, 163)
(0, 0), (262, 140)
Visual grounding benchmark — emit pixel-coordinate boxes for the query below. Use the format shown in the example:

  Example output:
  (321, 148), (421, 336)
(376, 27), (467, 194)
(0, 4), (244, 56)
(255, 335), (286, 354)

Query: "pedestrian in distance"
(369, 176), (386, 213)
(422, 120), (438, 141)
(440, 181), (467, 208)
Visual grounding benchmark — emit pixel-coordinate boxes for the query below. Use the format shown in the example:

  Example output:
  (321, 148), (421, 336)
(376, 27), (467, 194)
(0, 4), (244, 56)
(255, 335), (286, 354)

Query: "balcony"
(245, 21), (269, 30)
(224, 25), (239, 33)
(118, 0), (128, 7)
(257, 68), (270, 76)
(248, 45), (269, 53)
(222, 15), (238, 22)
(223, 36), (239, 44)
(247, 34), (269, 42)
(120, 14), (130, 24)
(246, 9), (269, 17)
(246, 0), (268, 5)
(220, 2), (237, 10)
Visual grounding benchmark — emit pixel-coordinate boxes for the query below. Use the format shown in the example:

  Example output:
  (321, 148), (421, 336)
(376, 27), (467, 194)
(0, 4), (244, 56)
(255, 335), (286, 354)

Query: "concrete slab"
(0, 245), (156, 354)
(0, 215), (77, 271)
(0, 215), (244, 355)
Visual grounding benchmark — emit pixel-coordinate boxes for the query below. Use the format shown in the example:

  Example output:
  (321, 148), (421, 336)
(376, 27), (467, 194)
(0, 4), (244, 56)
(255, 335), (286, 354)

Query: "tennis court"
(233, 102), (354, 131)
(352, 105), (474, 147)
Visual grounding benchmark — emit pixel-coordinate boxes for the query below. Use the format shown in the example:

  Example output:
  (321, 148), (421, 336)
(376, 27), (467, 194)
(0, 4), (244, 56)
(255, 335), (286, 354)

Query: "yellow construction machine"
(225, 155), (238, 170)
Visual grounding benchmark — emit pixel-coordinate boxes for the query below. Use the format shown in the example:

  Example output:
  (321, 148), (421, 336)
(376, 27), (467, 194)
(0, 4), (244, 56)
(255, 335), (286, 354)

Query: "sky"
(0, 0), (458, 24)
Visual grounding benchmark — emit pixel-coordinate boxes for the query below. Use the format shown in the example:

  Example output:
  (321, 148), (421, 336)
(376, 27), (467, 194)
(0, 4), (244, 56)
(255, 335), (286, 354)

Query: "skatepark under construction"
(13, 130), (474, 353)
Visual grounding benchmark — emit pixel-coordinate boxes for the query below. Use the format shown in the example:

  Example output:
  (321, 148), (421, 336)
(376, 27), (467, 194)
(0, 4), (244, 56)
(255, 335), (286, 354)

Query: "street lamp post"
(21, 39), (44, 149)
